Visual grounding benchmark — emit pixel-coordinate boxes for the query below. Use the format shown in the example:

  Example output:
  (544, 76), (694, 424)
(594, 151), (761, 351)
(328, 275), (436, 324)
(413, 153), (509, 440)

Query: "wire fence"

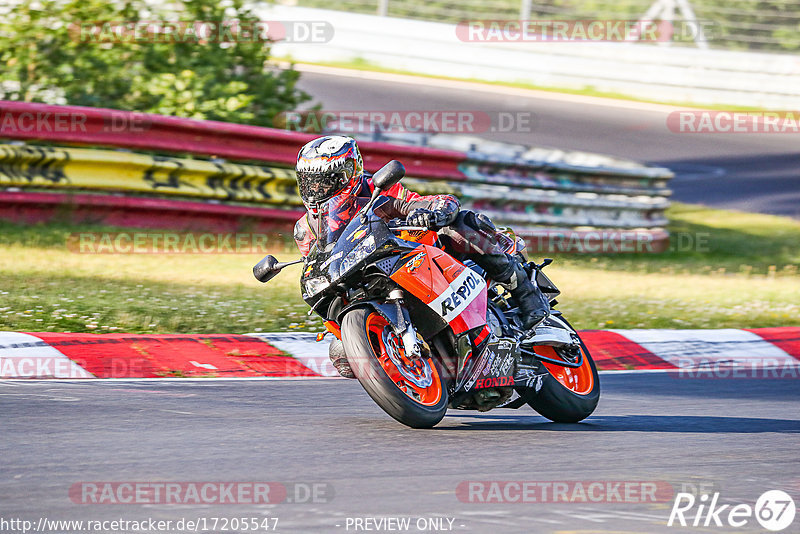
(284, 0), (800, 51)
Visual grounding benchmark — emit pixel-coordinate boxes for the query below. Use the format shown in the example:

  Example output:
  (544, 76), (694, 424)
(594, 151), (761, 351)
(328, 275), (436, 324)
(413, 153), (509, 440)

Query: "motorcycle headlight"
(338, 235), (376, 278)
(304, 276), (330, 297)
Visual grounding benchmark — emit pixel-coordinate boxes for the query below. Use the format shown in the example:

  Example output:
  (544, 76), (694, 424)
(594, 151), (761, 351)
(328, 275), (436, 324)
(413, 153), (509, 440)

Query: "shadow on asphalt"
(437, 413), (800, 433)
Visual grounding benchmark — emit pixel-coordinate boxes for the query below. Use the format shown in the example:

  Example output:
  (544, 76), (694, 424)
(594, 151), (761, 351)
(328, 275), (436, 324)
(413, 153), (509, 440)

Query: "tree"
(0, 0), (312, 126)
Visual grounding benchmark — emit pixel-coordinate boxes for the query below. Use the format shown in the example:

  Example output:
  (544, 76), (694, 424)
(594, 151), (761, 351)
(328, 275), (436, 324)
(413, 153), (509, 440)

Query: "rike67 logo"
(668, 490), (796, 531)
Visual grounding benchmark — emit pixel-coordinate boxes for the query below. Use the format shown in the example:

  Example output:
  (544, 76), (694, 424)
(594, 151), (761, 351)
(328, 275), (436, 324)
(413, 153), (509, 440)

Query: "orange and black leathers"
(292, 174), (549, 329)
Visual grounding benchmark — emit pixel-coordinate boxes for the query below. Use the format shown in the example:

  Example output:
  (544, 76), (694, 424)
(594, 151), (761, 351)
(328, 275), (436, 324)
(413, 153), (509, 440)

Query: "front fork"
(387, 289), (422, 360)
(336, 294), (422, 363)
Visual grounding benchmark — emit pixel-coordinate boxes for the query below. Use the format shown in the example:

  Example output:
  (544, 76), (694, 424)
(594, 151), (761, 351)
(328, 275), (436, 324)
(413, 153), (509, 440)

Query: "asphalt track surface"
(295, 68), (800, 218)
(3, 374), (799, 533)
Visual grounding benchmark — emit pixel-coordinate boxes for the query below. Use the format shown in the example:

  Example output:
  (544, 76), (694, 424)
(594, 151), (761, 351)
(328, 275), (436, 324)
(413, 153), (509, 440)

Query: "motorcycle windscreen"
(308, 193), (369, 251)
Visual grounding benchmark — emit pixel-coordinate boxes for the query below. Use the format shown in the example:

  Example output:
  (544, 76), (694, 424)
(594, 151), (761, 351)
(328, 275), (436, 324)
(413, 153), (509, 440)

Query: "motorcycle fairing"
(451, 334), (518, 408)
(390, 245), (488, 336)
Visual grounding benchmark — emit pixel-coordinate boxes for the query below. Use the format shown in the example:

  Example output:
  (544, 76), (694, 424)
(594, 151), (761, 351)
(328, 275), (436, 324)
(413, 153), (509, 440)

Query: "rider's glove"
(406, 208), (449, 230)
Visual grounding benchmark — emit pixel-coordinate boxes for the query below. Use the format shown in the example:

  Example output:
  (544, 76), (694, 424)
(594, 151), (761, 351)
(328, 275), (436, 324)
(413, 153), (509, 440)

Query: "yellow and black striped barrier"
(0, 144), (457, 206)
(0, 145), (301, 205)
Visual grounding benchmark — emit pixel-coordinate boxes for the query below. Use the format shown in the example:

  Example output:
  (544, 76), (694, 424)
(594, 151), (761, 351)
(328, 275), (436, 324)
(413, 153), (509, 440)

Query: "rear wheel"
(526, 334), (600, 423)
(341, 308), (448, 428)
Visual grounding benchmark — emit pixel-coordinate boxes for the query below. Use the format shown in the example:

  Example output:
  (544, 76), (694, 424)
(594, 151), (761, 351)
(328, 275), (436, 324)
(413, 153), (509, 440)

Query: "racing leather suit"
(293, 173), (549, 326)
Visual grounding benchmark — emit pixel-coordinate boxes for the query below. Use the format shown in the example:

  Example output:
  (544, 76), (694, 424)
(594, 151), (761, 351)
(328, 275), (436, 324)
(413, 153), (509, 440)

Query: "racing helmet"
(295, 136), (364, 211)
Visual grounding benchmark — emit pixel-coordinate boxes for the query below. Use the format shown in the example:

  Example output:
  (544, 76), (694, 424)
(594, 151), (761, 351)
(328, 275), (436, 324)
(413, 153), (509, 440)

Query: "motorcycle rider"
(293, 135), (550, 378)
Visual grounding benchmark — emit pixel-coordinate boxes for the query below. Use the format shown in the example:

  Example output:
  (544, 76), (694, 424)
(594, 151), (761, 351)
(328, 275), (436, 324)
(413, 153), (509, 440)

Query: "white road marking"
(189, 361), (218, 370)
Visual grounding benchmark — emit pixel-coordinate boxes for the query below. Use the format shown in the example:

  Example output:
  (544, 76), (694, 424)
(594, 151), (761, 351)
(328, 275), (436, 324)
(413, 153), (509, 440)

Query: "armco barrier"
(0, 145), (301, 204)
(0, 101), (673, 251)
(0, 101), (464, 180)
(0, 145), (665, 231)
(0, 191), (303, 232)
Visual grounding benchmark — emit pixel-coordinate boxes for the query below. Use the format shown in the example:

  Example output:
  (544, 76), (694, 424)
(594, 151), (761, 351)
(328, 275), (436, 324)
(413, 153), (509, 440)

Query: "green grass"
(0, 203), (798, 334)
(550, 203), (800, 274)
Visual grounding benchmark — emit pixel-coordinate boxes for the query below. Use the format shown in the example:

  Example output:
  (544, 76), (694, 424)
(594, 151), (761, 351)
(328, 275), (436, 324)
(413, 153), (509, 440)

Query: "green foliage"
(0, 0), (311, 126)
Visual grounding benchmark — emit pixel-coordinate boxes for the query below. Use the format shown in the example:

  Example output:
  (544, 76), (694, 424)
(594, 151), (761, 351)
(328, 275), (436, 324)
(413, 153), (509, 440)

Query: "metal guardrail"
(343, 131), (672, 230)
(0, 145), (301, 204)
(0, 101), (673, 252)
(0, 101), (464, 181)
(0, 191), (303, 233)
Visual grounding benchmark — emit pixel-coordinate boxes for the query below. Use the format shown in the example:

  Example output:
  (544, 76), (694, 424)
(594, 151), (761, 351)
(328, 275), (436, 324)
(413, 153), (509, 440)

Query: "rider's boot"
(483, 253), (550, 331)
(329, 338), (356, 378)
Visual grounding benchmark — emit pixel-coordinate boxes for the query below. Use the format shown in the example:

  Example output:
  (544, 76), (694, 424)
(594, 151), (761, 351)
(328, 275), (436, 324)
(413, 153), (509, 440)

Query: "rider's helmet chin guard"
(295, 135), (365, 215)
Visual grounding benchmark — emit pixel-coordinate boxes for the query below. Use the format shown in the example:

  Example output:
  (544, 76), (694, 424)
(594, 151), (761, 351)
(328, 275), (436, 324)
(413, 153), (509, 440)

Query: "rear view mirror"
(253, 255), (303, 283)
(253, 255), (281, 283)
(371, 160), (405, 191)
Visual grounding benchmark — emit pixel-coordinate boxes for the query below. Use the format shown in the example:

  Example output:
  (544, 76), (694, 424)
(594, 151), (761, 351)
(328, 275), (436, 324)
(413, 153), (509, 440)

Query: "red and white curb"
(0, 328), (798, 379)
(0, 332), (94, 379)
(610, 328), (800, 371)
(0, 332), (319, 379)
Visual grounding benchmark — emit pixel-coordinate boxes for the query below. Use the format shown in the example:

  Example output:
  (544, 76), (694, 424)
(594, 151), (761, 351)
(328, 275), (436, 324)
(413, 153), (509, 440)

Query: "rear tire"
(526, 336), (600, 423)
(341, 308), (448, 428)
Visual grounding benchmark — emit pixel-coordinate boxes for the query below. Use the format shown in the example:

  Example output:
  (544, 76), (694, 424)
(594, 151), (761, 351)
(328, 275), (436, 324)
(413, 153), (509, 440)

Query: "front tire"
(341, 308), (448, 428)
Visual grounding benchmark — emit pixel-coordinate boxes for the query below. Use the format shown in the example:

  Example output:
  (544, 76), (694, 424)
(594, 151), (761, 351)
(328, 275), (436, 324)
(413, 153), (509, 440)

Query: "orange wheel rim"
(365, 312), (442, 406)
(537, 345), (594, 395)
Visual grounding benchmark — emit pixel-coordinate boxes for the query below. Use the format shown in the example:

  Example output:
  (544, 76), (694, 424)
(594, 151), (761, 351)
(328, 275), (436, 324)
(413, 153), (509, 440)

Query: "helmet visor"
(296, 160), (355, 205)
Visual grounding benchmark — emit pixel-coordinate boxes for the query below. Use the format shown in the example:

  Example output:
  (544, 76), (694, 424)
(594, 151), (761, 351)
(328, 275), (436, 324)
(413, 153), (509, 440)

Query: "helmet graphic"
(295, 136), (364, 209)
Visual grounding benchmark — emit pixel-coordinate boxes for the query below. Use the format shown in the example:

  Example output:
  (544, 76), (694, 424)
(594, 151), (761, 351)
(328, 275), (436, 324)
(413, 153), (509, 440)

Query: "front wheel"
(341, 308), (448, 428)
(525, 333), (600, 423)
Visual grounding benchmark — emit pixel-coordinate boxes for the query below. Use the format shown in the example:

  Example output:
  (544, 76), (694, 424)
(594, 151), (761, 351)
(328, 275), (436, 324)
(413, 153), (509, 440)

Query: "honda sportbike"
(254, 161), (600, 428)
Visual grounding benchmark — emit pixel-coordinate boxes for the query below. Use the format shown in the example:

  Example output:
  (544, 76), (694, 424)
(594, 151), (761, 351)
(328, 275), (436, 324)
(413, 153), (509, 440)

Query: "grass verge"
(0, 203), (797, 334)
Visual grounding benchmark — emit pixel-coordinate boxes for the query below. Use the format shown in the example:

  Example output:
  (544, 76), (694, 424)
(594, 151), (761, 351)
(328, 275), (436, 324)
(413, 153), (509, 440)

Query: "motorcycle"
(254, 160), (600, 428)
